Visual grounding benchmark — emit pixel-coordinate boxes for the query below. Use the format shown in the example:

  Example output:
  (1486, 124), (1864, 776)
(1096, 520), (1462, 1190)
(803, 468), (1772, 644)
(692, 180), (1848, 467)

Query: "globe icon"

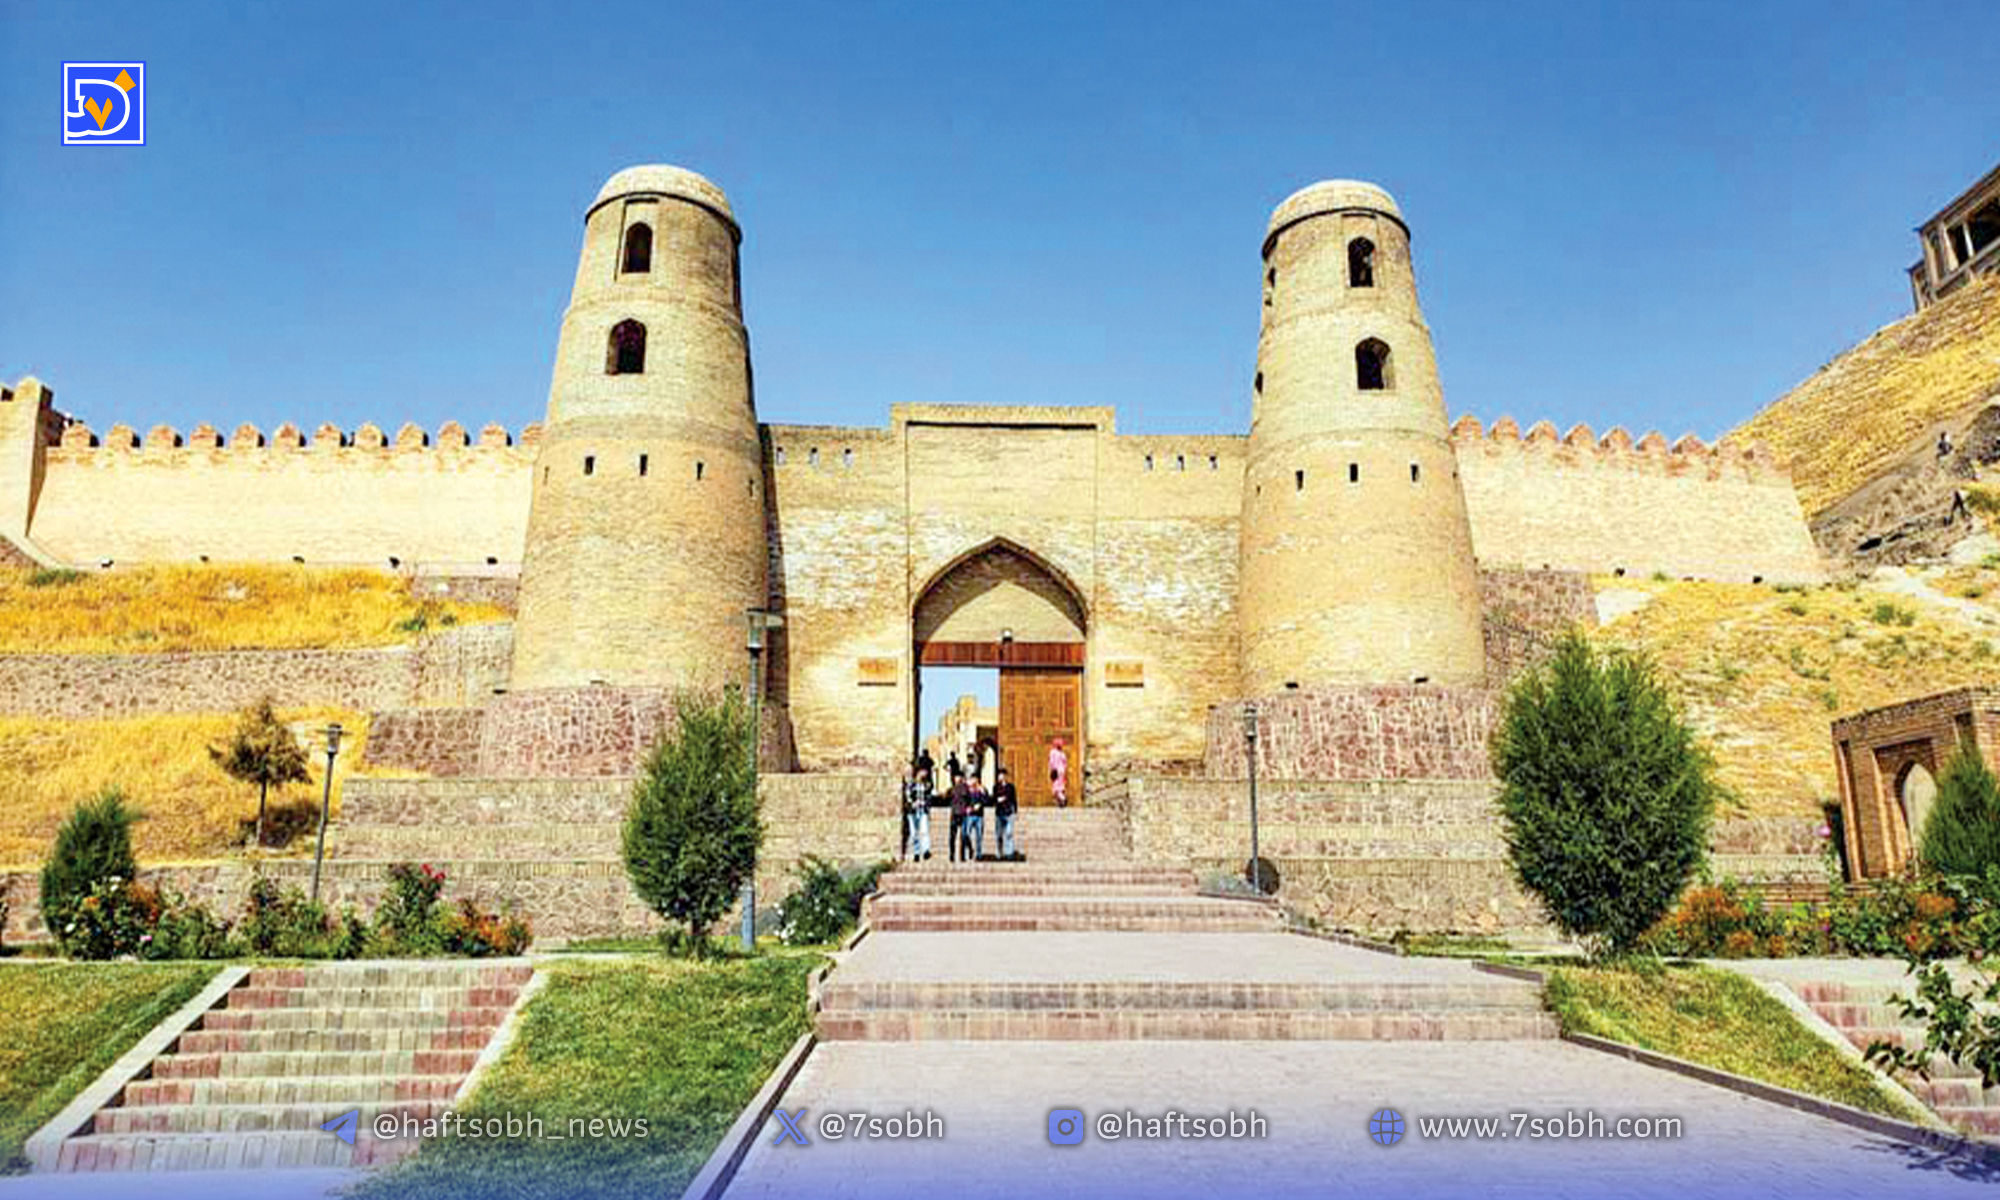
(1369, 1108), (1405, 1146)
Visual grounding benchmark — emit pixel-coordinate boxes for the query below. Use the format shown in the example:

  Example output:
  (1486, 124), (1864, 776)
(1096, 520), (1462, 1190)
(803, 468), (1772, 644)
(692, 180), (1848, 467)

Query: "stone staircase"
(1793, 979), (2000, 1137)
(48, 961), (532, 1171)
(823, 807), (1555, 1043)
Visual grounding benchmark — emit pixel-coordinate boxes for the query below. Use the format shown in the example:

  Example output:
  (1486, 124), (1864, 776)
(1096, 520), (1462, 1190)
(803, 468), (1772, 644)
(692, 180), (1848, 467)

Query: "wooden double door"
(919, 641), (1081, 807)
(998, 667), (1080, 807)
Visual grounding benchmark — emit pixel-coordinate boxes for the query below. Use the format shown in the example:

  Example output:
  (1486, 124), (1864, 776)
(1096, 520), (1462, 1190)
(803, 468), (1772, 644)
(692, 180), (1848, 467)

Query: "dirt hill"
(1731, 274), (2000, 518)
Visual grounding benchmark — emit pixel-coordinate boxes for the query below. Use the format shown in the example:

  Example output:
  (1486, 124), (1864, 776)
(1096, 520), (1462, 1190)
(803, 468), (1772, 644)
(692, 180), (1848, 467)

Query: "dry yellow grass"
(0, 564), (508, 654)
(1730, 274), (2000, 515)
(0, 708), (407, 868)
(1594, 571), (2000, 818)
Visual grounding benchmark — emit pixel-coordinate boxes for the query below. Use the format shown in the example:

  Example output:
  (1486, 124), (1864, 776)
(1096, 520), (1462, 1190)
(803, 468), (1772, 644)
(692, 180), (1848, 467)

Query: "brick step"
(877, 879), (1192, 897)
(866, 900), (1281, 933)
(174, 1025), (493, 1057)
(1794, 982), (1918, 1005)
(1907, 1077), (2000, 1109)
(226, 984), (525, 1011)
(815, 1009), (1560, 1042)
(95, 1099), (447, 1137)
(1807, 1001), (1921, 1029)
(121, 1074), (464, 1108)
(53, 1130), (412, 1172)
(1935, 1106), (2000, 1136)
(1825, 1028), (1985, 1079)
(245, 964), (534, 989)
(150, 1047), (481, 1081)
(201, 1005), (513, 1033)
(819, 980), (1545, 1013)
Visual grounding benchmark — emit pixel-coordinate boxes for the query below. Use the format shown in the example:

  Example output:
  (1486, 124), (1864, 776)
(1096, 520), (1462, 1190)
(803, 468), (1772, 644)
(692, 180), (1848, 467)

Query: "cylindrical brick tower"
(1238, 180), (1486, 693)
(508, 165), (767, 692)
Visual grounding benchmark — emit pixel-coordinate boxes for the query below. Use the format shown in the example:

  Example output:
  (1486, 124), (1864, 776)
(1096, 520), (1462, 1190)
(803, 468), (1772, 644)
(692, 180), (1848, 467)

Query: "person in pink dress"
(1048, 737), (1069, 808)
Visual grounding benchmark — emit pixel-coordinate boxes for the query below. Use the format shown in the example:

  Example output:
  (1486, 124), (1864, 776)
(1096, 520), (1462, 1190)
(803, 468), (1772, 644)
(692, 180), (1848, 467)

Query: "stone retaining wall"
(359, 708), (487, 775)
(475, 686), (796, 777)
(1202, 686), (1500, 781)
(0, 624), (513, 718)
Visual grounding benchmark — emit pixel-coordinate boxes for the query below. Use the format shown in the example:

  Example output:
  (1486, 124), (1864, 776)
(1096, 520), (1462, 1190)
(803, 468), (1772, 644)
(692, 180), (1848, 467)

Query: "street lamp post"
(1242, 703), (1262, 895)
(743, 608), (784, 951)
(310, 722), (344, 904)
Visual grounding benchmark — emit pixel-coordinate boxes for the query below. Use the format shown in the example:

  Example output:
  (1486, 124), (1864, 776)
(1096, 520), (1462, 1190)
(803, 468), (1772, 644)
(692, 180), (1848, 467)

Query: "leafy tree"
(622, 689), (762, 956)
(209, 697), (312, 848)
(1491, 632), (1722, 957)
(40, 789), (141, 953)
(1918, 750), (2000, 878)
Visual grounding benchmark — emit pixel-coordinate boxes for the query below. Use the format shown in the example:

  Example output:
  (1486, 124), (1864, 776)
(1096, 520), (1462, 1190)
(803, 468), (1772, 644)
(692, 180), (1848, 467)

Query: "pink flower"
(1815, 824), (1832, 839)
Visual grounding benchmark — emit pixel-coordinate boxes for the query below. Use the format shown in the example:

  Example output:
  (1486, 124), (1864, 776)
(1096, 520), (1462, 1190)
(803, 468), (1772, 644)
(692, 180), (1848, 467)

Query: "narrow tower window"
(622, 223), (653, 274)
(696, 461), (705, 481)
(1348, 462), (1360, 484)
(1295, 469), (1305, 491)
(583, 455), (595, 476)
(607, 319), (647, 375)
(1355, 339), (1392, 391)
(1410, 463), (1420, 483)
(638, 453), (649, 477)
(1254, 372), (1263, 395)
(1348, 237), (1375, 288)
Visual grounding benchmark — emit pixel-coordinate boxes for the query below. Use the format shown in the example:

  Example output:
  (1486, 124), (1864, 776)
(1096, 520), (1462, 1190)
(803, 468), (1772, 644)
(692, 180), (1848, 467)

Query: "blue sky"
(2, 1), (1993, 444)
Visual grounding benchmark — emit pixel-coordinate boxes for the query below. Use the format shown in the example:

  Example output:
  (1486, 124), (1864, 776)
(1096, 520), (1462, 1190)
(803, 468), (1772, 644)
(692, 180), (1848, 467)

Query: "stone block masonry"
(0, 623), (514, 719)
(1202, 686), (1500, 781)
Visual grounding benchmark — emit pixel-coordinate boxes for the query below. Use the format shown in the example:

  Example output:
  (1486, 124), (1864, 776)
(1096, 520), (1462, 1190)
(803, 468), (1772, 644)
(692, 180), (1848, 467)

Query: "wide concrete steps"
(52, 960), (533, 1173)
(876, 864), (1194, 896)
(816, 979), (1555, 1042)
(866, 894), (1280, 933)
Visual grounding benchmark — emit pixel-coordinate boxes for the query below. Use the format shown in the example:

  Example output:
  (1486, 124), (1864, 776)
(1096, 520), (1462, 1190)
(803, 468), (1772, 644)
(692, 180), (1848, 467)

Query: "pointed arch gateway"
(912, 539), (1086, 807)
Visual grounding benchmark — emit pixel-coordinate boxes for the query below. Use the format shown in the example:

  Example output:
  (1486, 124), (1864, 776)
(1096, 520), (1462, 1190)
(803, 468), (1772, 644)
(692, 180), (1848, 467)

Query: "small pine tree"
(40, 789), (141, 952)
(209, 697), (313, 848)
(1918, 750), (2000, 877)
(1492, 632), (1722, 957)
(622, 689), (763, 955)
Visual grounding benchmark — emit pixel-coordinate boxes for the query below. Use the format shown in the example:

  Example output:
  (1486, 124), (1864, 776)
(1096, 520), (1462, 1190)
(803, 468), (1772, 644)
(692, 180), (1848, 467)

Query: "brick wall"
(0, 625), (513, 718)
(360, 708), (487, 775)
(475, 686), (796, 778)
(1202, 686), (1500, 781)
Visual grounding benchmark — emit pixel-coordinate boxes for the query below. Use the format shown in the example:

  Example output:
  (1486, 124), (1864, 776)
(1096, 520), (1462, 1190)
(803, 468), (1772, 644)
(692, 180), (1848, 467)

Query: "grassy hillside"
(1730, 274), (2000, 516)
(0, 708), (401, 867)
(0, 564), (506, 654)
(1594, 566), (2000, 817)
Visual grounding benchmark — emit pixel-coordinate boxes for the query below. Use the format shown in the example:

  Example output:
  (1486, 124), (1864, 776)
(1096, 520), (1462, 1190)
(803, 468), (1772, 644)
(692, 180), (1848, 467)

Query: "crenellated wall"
(1451, 416), (1826, 583)
(27, 417), (539, 567)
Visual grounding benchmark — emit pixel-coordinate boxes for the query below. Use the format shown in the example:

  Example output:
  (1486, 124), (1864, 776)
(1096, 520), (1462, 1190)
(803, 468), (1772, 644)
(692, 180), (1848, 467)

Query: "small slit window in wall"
(1145, 454), (1154, 471)
(638, 453), (649, 477)
(696, 461), (705, 481)
(1348, 463), (1360, 484)
(1409, 463), (1420, 483)
(775, 446), (786, 465)
(583, 455), (595, 476)
(1295, 469), (1305, 492)
(1176, 454), (1185, 472)
(809, 447), (819, 467)
(843, 448), (854, 469)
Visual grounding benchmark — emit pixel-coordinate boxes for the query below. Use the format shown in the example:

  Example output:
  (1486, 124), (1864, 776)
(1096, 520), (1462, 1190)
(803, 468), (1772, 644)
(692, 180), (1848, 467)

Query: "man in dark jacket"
(992, 766), (1020, 860)
(947, 770), (971, 864)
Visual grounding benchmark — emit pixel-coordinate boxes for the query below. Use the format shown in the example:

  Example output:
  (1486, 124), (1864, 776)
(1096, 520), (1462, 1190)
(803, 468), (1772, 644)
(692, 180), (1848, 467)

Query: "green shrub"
(1869, 601), (1917, 627)
(145, 889), (235, 960)
(775, 856), (886, 946)
(623, 689), (763, 956)
(0, 877), (9, 953)
(437, 898), (532, 957)
(40, 790), (141, 953)
(1920, 751), (2000, 878)
(25, 567), (87, 588)
(1492, 633), (1721, 957)
(237, 877), (364, 959)
(368, 862), (448, 955)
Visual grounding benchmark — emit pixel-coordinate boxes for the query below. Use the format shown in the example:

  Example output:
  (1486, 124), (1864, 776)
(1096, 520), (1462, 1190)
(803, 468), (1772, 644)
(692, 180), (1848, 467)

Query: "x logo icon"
(771, 1107), (811, 1146)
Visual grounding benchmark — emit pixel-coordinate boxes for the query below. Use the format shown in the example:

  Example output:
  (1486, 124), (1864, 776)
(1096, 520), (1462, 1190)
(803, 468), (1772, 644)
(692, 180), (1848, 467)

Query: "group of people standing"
(901, 758), (1019, 862)
(899, 737), (1070, 863)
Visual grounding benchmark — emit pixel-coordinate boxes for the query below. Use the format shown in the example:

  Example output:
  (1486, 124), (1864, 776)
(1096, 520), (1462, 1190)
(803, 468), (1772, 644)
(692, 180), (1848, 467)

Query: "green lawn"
(1544, 964), (1929, 1123)
(353, 950), (822, 1200)
(0, 962), (216, 1172)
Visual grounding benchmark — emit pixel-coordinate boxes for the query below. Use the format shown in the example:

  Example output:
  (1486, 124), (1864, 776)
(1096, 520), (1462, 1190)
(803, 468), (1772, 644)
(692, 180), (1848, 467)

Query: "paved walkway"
(728, 1040), (2000, 1200)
